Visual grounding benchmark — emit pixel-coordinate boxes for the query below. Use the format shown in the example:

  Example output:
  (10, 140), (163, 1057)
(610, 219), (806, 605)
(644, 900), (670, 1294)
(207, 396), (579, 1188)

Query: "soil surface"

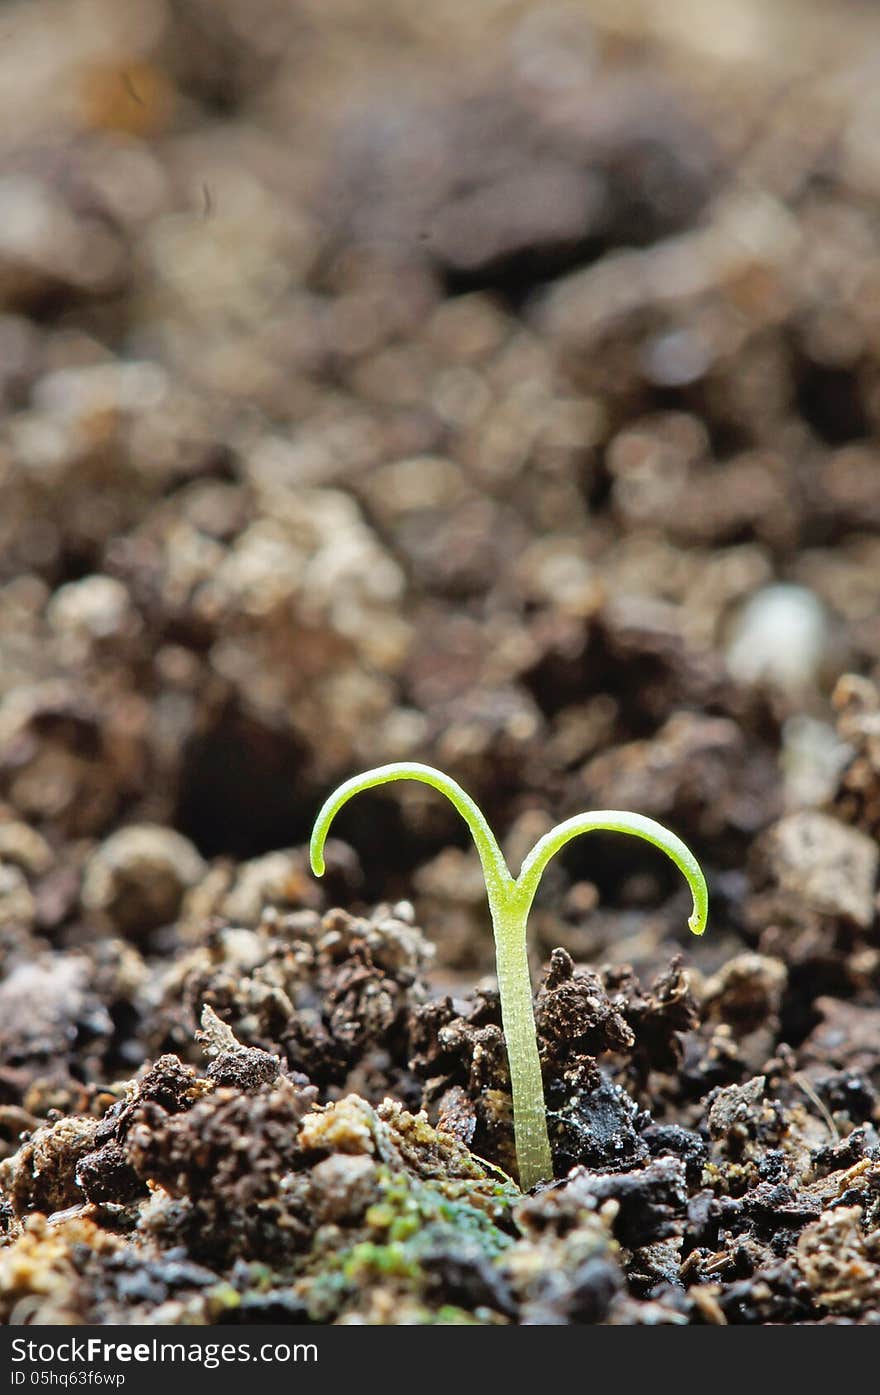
(3, 0), (880, 1325)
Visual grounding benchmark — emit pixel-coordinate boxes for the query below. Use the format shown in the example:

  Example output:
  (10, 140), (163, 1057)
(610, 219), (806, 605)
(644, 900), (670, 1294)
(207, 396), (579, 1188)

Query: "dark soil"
(3, 0), (880, 1326)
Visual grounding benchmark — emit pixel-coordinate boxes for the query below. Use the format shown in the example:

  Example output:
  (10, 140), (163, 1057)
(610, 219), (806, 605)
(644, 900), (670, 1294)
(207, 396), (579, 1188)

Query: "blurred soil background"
(3, 0), (880, 1324)
(3, 0), (880, 971)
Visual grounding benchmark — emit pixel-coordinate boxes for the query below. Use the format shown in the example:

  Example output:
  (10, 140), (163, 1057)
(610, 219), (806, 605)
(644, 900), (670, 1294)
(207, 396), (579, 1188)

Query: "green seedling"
(310, 762), (708, 1191)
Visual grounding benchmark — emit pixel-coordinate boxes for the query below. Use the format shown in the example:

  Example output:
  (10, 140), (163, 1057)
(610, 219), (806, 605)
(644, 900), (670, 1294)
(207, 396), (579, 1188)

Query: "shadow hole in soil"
(439, 234), (608, 313)
(47, 544), (105, 588)
(173, 706), (315, 859)
(795, 357), (868, 445)
(521, 622), (672, 734)
(779, 962), (849, 1048)
(583, 454), (613, 513)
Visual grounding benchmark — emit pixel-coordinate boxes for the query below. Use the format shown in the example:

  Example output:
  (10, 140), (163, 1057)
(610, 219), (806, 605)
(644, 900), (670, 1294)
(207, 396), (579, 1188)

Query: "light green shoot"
(310, 762), (708, 1191)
